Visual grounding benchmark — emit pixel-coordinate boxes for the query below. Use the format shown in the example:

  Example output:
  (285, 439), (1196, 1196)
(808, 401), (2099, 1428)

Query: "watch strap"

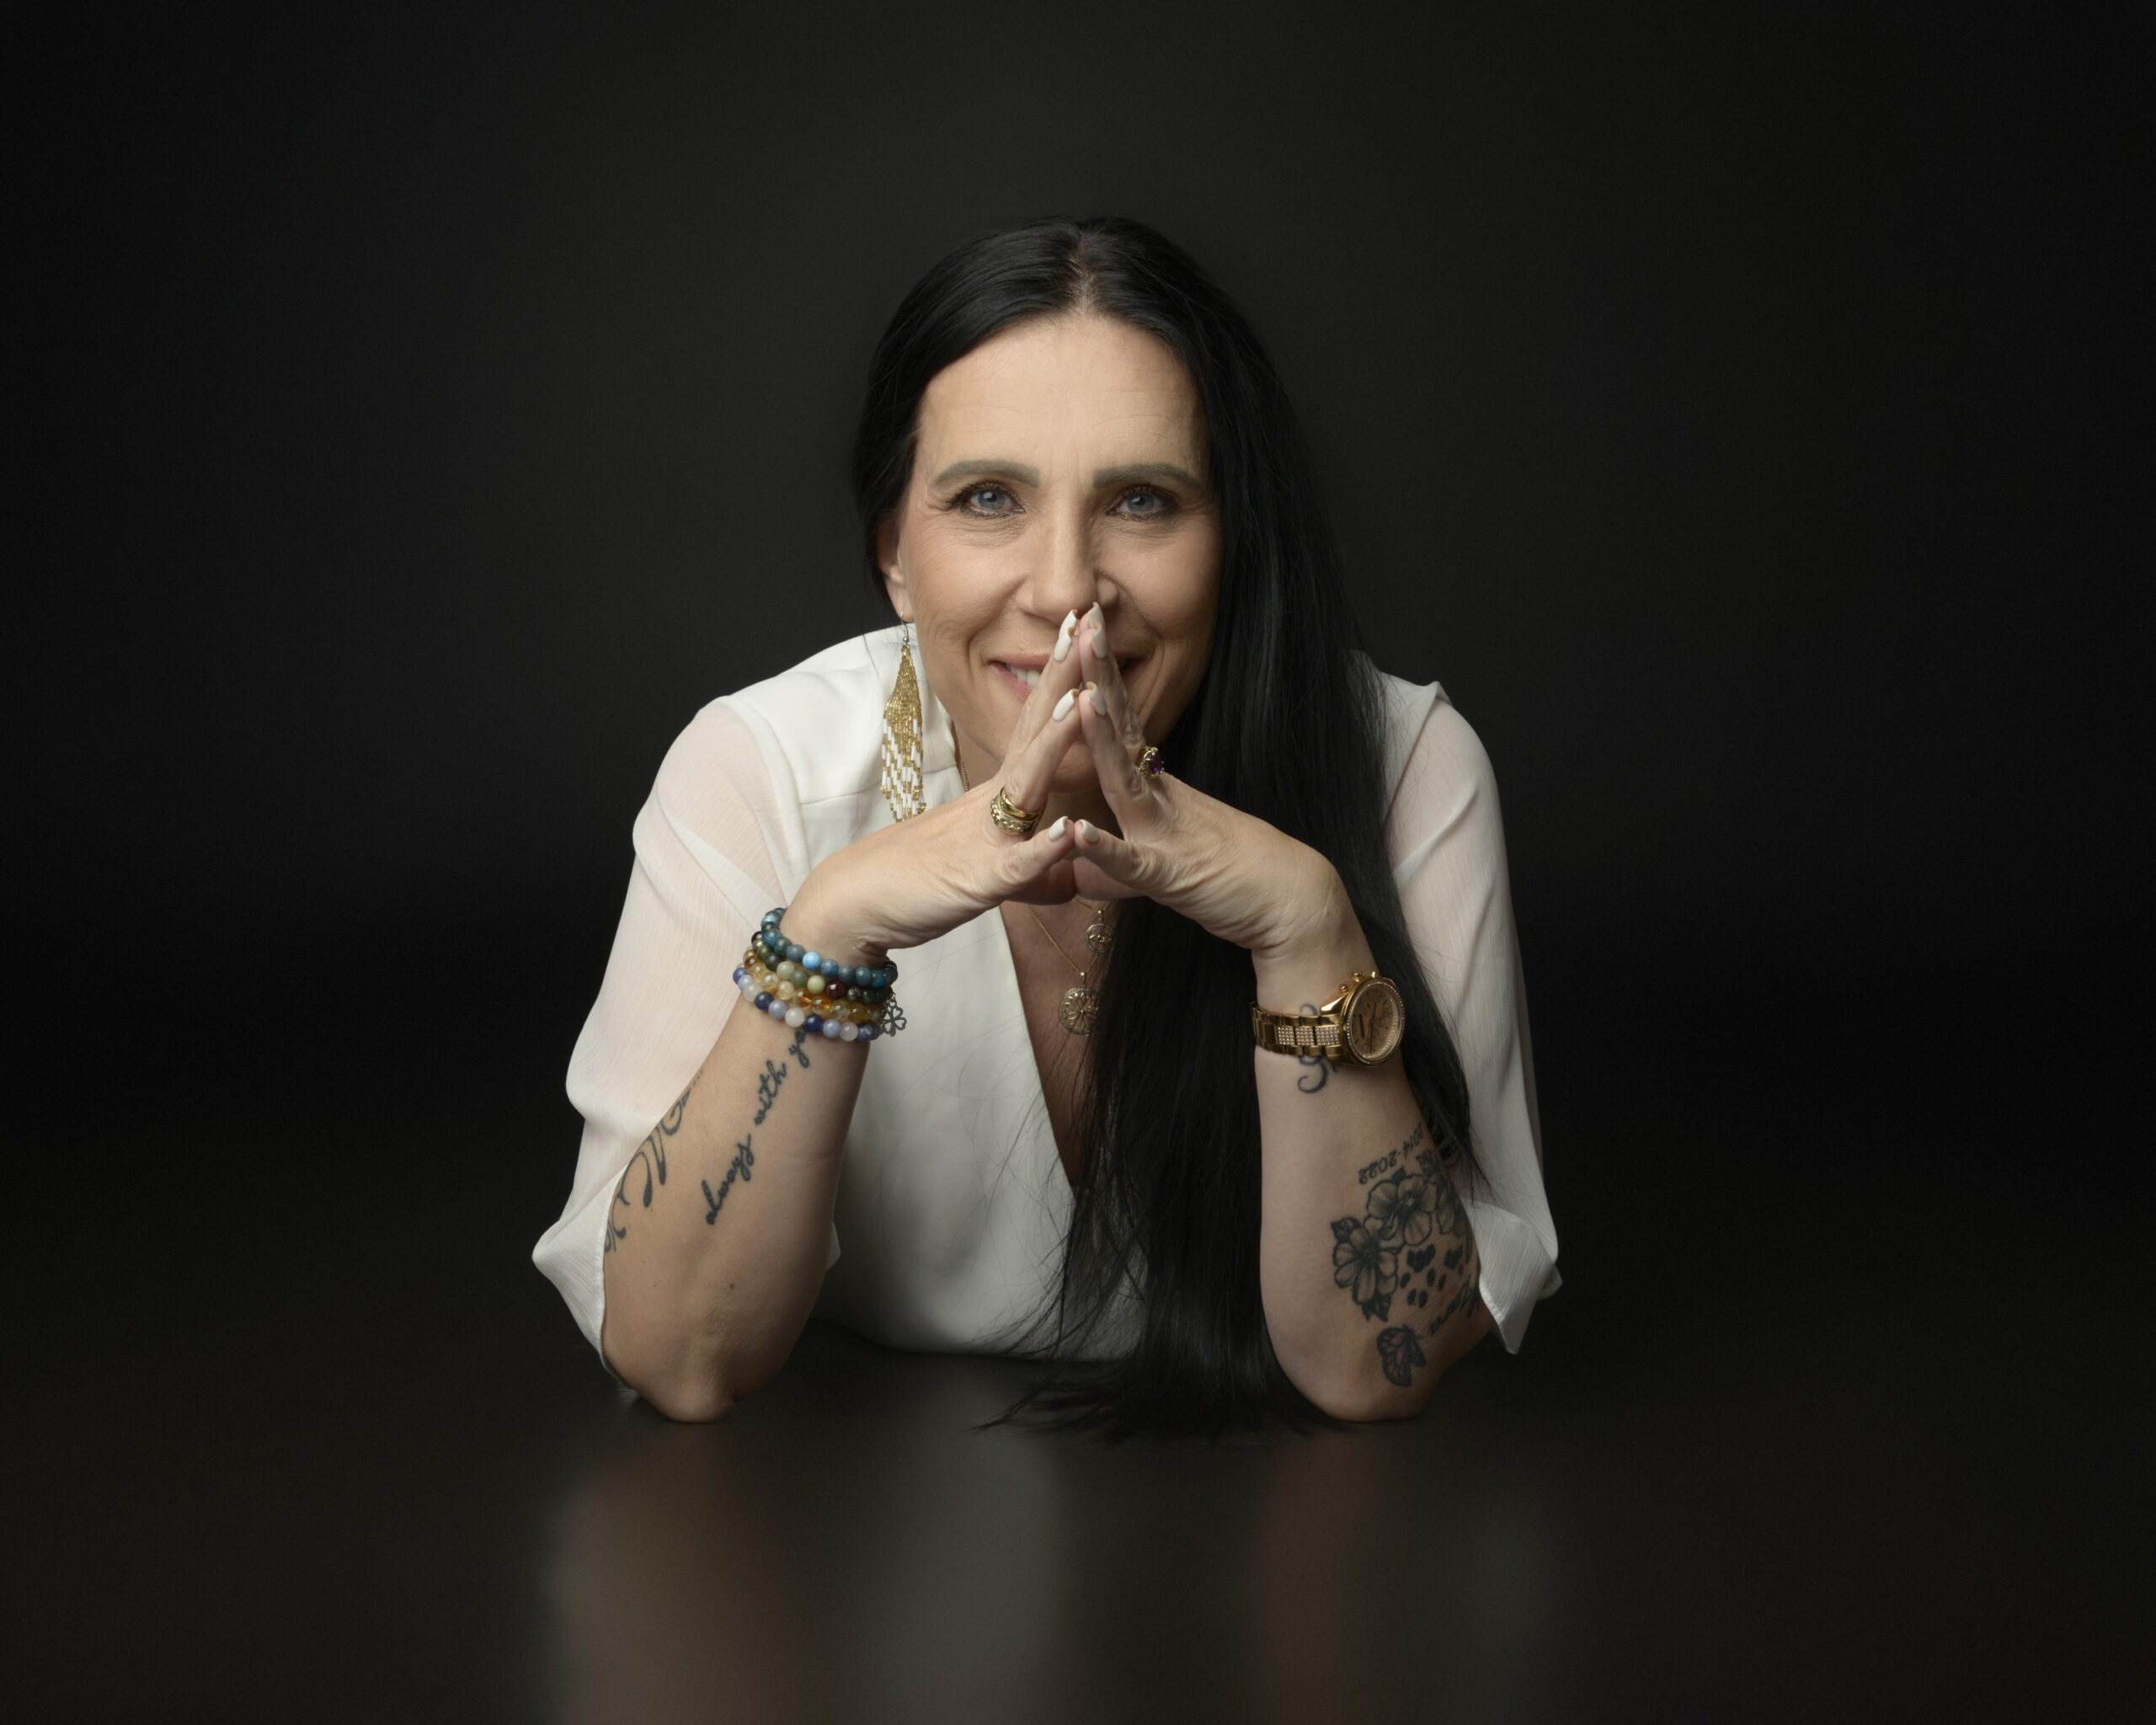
(1250, 1001), (1348, 1059)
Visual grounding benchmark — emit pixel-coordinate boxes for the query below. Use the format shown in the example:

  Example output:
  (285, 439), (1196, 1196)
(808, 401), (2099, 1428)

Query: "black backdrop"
(23, 3), (2143, 1198)
(13, 4), (2149, 1706)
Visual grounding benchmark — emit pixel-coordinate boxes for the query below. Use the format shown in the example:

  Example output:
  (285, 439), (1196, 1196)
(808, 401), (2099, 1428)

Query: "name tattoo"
(605, 1084), (691, 1254)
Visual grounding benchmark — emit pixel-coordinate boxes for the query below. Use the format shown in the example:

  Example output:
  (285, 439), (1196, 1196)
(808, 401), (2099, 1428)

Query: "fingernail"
(1051, 688), (1076, 721)
(1045, 815), (1069, 840)
(1087, 603), (1105, 635)
(1077, 820), (1099, 843)
(1053, 611), (1076, 663)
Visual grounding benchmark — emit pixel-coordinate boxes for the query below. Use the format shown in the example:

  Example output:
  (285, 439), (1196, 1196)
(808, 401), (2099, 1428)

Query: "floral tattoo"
(1329, 1121), (1476, 1386)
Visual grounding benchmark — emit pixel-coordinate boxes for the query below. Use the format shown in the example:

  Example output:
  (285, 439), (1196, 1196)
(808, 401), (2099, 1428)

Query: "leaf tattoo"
(1376, 1325), (1427, 1387)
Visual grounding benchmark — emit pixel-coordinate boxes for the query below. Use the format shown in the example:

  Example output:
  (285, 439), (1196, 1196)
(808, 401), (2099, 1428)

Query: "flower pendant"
(1059, 984), (1099, 1035)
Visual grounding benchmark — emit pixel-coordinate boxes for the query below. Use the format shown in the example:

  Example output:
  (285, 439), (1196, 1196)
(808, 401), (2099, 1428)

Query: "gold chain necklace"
(953, 722), (1114, 1030)
(1025, 903), (1102, 1034)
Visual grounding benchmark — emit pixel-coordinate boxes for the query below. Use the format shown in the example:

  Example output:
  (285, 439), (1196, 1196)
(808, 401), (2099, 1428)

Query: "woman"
(535, 217), (1558, 1434)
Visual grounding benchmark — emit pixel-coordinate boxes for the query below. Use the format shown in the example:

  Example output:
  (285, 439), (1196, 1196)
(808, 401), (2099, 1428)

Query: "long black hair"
(851, 217), (1474, 1438)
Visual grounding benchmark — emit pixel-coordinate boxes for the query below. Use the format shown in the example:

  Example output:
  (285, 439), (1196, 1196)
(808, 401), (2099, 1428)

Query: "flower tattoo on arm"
(1328, 1121), (1477, 1386)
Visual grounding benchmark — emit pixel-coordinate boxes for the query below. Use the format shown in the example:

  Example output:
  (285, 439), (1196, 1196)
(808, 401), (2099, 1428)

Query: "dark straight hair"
(851, 216), (1475, 1438)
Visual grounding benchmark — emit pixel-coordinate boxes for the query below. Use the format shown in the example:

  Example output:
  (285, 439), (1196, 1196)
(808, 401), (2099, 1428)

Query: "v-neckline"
(981, 900), (1086, 1199)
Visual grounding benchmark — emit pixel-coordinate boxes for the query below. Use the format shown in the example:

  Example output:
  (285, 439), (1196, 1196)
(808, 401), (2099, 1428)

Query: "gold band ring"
(990, 786), (1043, 836)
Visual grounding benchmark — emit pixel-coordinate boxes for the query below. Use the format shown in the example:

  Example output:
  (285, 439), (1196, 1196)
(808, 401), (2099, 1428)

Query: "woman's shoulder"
(1364, 659), (1444, 800)
(658, 625), (922, 811)
(1362, 658), (1504, 846)
(640, 628), (934, 895)
(720, 626), (915, 798)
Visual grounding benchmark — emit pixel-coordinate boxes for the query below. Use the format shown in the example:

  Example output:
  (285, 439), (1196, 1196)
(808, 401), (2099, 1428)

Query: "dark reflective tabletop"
(15, 1061), (2147, 1721)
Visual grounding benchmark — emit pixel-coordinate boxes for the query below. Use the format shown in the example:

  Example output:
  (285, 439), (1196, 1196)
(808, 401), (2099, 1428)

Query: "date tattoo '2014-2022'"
(1328, 1121), (1477, 1388)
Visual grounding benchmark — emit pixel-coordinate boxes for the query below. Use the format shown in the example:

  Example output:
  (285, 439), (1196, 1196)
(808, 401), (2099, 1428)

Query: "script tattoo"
(702, 1140), (755, 1222)
(1294, 1003), (1331, 1092)
(606, 1084), (691, 1254)
(1327, 1121), (1476, 1386)
(706, 1027), (814, 1226)
(753, 1059), (787, 1124)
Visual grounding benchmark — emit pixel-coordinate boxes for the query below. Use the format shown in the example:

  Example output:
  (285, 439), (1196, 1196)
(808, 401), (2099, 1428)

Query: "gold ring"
(1134, 745), (1164, 777)
(990, 787), (1043, 836)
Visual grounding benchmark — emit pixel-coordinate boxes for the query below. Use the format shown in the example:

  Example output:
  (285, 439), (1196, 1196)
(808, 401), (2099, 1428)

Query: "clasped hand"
(790, 608), (1349, 969)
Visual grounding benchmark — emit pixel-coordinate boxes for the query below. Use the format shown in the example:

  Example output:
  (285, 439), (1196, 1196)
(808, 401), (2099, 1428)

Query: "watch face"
(1344, 977), (1406, 1064)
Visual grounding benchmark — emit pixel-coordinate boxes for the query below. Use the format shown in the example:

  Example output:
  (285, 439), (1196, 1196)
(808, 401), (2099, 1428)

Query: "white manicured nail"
(1087, 603), (1105, 635)
(1077, 820), (1100, 844)
(1045, 815), (1069, 840)
(1051, 687), (1076, 722)
(1053, 611), (1076, 662)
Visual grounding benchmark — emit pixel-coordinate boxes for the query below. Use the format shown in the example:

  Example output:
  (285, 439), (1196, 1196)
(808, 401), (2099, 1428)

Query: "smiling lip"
(990, 654), (1142, 693)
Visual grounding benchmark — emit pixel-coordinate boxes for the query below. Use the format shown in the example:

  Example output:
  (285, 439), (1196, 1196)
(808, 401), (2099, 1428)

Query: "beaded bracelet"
(733, 907), (907, 1043)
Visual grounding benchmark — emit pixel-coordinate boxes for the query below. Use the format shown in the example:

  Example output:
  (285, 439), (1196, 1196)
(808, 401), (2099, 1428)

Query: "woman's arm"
(598, 637), (1100, 1420)
(1064, 622), (1489, 1419)
(1245, 891), (1490, 1419)
(595, 969), (871, 1421)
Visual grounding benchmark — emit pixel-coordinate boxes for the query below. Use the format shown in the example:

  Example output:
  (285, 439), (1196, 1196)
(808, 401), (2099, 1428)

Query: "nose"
(1026, 506), (1107, 631)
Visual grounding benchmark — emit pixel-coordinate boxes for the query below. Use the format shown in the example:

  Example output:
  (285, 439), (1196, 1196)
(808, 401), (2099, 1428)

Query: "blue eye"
(1117, 488), (1171, 520)
(960, 485), (1017, 515)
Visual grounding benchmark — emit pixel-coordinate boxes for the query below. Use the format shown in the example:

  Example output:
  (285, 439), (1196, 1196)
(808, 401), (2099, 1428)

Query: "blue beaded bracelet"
(737, 907), (907, 1042)
(756, 907), (898, 991)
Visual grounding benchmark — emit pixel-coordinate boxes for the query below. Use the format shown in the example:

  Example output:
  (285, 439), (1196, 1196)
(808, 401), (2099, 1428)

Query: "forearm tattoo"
(606, 1026), (819, 1254)
(606, 1084), (691, 1253)
(1327, 1121), (1478, 1387)
(707, 1025), (814, 1220)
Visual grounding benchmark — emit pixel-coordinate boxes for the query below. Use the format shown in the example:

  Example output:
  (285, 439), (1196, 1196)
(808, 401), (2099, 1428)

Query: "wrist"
(739, 896), (903, 1046)
(782, 864), (889, 969)
(1249, 859), (1367, 998)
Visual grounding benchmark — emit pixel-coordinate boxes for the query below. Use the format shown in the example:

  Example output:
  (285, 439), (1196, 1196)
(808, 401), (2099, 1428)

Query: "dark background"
(13, 3), (2148, 1717)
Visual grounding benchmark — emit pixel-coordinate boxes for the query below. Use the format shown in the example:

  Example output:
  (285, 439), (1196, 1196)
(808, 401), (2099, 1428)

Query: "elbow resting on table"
(605, 1324), (792, 1424)
(632, 1365), (738, 1423)
(1295, 1364), (1439, 1425)
(1282, 1300), (1496, 1423)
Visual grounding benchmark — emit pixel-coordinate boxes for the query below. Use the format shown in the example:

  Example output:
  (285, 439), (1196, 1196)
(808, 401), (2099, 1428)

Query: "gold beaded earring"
(880, 622), (926, 824)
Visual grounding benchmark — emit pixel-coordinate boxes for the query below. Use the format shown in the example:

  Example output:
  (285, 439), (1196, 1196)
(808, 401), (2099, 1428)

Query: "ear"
(875, 516), (910, 622)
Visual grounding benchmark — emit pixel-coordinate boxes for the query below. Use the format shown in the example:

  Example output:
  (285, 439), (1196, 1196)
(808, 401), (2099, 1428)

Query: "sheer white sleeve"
(531, 701), (837, 1365)
(1385, 693), (1561, 1351)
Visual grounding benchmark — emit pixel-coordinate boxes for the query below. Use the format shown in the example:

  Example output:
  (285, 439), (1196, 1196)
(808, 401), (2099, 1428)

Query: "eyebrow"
(931, 458), (1041, 486)
(929, 457), (1207, 491)
(1092, 461), (1204, 490)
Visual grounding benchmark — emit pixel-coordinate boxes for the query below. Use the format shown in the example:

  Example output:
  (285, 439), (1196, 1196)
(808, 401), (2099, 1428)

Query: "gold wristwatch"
(1250, 971), (1406, 1067)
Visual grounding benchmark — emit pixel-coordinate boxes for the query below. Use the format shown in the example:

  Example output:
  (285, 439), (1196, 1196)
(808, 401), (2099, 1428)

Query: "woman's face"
(880, 313), (1221, 792)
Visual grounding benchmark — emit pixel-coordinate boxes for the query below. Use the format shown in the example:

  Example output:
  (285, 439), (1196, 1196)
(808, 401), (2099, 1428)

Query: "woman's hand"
(1065, 608), (1353, 963)
(786, 616), (1091, 964)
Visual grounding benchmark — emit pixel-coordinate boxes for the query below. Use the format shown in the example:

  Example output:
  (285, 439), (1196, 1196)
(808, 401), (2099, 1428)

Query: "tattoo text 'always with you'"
(606, 1027), (816, 1251)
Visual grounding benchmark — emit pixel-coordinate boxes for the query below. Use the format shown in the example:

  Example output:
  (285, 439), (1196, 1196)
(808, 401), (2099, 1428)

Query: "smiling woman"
(533, 217), (1559, 1435)
(884, 315), (1220, 830)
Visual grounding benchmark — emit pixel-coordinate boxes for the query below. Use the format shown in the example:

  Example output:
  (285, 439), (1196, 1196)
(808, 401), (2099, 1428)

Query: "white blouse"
(534, 624), (1560, 1370)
